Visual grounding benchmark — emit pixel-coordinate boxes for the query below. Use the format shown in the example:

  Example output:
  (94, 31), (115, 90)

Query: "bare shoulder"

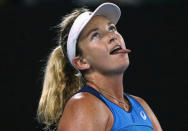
(130, 95), (163, 131)
(58, 92), (111, 131)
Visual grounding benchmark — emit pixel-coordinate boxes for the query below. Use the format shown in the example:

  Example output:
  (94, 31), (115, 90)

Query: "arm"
(58, 93), (110, 131)
(131, 95), (163, 131)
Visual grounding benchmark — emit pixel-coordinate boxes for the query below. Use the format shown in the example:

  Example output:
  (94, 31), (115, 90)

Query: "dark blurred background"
(1, 0), (187, 130)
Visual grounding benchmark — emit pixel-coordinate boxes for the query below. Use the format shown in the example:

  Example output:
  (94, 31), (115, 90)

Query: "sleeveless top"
(77, 85), (154, 131)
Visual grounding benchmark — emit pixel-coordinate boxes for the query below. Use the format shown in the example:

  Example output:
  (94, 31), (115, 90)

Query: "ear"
(72, 56), (90, 70)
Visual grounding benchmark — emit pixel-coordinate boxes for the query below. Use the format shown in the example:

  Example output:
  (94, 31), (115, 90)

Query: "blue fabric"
(78, 85), (154, 131)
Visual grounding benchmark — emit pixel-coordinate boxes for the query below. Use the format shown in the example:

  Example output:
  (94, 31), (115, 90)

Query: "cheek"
(84, 45), (108, 64)
(88, 47), (107, 60)
(82, 39), (105, 54)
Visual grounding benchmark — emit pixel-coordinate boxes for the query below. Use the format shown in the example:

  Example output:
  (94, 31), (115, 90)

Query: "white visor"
(67, 2), (121, 69)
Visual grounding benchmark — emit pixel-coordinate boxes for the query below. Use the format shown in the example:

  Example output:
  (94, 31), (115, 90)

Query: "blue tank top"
(78, 85), (154, 131)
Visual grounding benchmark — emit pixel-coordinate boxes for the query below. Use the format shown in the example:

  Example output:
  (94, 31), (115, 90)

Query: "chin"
(112, 62), (129, 74)
(122, 63), (129, 71)
(121, 58), (130, 67)
(120, 60), (130, 71)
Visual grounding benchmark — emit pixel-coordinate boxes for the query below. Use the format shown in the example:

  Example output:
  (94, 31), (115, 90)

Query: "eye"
(109, 25), (116, 32)
(91, 32), (99, 40)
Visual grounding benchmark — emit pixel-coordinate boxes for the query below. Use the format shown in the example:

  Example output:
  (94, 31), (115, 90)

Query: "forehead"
(79, 15), (111, 40)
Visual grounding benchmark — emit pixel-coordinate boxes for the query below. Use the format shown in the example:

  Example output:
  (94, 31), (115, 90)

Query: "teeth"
(114, 46), (121, 50)
(110, 45), (122, 54)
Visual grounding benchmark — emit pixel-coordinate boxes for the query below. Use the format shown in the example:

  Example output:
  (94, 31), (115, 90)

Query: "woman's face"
(78, 15), (129, 75)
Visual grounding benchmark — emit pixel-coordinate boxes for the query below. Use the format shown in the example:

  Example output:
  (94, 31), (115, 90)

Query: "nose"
(107, 32), (117, 44)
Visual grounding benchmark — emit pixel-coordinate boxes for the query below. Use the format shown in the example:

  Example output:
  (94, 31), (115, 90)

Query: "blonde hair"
(37, 8), (89, 130)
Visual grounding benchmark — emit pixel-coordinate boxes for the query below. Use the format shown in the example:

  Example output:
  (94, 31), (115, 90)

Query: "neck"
(86, 72), (125, 100)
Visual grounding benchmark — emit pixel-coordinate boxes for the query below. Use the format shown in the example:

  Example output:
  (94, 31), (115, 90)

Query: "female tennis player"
(37, 2), (162, 131)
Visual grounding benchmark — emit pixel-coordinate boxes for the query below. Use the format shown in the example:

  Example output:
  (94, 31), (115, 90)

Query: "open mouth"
(110, 45), (131, 55)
